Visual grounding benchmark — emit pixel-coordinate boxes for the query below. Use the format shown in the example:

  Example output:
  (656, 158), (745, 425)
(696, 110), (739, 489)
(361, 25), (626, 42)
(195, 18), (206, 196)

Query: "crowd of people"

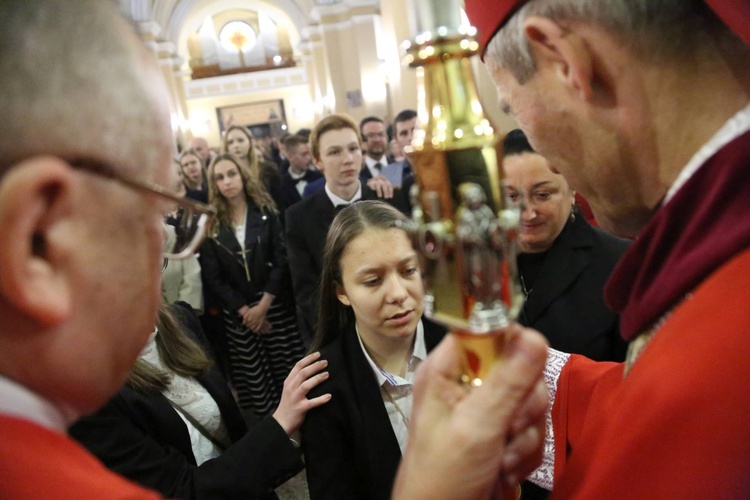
(1, 0), (748, 499)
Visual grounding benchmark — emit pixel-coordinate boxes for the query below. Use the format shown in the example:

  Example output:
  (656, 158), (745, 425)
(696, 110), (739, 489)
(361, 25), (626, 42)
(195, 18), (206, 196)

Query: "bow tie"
(374, 162), (383, 172)
(292, 176), (306, 184)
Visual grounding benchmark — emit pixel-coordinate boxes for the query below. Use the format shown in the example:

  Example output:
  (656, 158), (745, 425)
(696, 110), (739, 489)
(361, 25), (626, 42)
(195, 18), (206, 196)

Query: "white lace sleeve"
(526, 347), (570, 491)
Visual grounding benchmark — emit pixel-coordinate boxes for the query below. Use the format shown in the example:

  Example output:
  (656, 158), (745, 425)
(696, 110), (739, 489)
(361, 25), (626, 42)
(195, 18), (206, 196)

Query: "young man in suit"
(305, 117), (404, 205)
(377, 109), (418, 213)
(286, 114), (404, 342)
(0, 0), (209, 496)
(388, 109), (417, 179)
(278, 134), (322, 211)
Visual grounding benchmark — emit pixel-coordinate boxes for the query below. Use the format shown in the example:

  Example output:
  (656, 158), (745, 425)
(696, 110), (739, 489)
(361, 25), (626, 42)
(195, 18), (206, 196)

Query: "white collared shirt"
(0, 374), (77, 432)
(664, 101), (750, 205)
(364, 155), (388, 178)
(356, 320), (426, 454)
(289, 168), (308, 196)
(325, 182), (363, 208)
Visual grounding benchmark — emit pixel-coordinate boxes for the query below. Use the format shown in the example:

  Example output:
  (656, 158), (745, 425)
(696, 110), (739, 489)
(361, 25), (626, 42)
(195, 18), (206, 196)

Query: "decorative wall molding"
(184, 66), (308, 99)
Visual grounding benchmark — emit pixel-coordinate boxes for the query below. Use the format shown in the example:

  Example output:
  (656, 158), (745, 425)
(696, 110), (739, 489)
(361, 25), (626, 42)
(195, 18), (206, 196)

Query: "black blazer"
(259, 160), (284, 210)
(185, 187), (208, 204)
(285, 186), (383, 333)
(519, 216), (630, 361)
(301, 318), (447, 500)
(278, 169), (323, 211)
(358, 158), (411, 215)
(359, 155), (395, 182)
(201, 201), (291, 314)
(70, 363), (302, 499)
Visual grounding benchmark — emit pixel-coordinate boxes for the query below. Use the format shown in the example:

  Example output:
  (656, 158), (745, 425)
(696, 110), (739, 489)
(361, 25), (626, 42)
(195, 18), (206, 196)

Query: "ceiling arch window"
(187, 8), (294, 79)
(219, 21), (257, 54)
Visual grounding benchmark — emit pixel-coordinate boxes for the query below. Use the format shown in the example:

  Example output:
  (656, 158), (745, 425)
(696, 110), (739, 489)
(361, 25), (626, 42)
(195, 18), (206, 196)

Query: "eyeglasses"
(67, 158), (216, 260)
(364, 132), (386, 140)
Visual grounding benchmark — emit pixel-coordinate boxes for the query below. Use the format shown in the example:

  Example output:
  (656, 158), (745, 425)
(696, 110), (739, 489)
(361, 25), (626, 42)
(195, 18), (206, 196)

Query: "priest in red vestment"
(395, 1), (750, 498)
(0, 1), (191, 497)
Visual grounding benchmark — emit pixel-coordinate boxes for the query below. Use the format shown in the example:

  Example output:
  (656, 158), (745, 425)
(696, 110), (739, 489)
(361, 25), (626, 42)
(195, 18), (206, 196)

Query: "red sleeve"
(551, 250), (750, 498)
(551, 355), (622, 484)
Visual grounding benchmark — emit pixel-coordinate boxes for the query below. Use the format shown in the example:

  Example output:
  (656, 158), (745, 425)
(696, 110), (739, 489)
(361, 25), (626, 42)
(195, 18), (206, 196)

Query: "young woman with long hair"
(301, 200), (447, 500)
(200, 153), (305, 416)
(71, 302), (330, 498)
(178, 148), (208, 203)
(222, 125), (282, 209)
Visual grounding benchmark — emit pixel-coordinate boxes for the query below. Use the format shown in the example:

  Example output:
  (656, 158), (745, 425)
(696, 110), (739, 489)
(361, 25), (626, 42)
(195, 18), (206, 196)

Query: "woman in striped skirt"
(201, 153), (305, 415)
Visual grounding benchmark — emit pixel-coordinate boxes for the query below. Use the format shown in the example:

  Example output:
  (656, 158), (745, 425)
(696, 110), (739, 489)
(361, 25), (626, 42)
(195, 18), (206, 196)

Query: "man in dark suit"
(389, 109), (417, 179)
(278, 134), (322, 211)
(376, 109), (418, 213)
(286, 115), (405, 342)
(359, 116), (395, 182)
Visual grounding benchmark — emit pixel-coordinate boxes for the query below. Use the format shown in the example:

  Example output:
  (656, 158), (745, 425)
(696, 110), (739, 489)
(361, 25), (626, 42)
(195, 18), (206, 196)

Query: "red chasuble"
(553, 249), (750, 498)
(551, 131), (750, 498)
(0, 416), (161, 499)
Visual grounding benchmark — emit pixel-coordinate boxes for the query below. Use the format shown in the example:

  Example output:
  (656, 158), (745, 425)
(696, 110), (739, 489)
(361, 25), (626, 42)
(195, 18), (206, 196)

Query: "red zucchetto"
(464, 0), (750, 60)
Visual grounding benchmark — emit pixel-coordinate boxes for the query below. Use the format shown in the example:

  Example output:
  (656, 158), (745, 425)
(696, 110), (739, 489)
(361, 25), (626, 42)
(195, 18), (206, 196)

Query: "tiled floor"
(240, 408), (310, 499)
(276, 469), (310, 499)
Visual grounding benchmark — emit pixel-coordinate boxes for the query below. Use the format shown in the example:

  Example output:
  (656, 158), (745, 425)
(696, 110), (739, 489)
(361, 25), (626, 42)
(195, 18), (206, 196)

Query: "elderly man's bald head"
(0, 0), (172, 178)
(0, 0), (175, 416)
(189, 137), (210, 163)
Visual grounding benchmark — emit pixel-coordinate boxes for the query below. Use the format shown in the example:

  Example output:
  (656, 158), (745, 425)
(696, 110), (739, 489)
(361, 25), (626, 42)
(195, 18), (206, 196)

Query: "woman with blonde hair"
(200, 153), (305, 415)
(178, 148), (209, 203)
(223, 125), (282, 209)
(71, 302), (330, 499)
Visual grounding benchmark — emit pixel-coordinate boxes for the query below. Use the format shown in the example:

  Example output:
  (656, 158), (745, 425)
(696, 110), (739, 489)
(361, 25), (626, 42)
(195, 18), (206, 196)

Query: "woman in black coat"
(502, 129), (629, 363)
(502, 129), (629, 500)
(301, 201), (447, 500)
(201, 154), (305, 415)
(70, 303), (330, 499)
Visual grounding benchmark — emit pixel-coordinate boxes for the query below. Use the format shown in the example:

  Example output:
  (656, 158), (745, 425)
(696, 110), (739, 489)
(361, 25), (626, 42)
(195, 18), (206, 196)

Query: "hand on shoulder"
(272, 352), (332, 435)
(367, 176), (394, 199)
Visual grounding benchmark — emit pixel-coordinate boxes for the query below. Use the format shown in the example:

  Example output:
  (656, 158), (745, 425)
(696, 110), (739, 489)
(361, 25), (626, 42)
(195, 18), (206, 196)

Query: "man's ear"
(0, 157), (75, 327)
(335, 283), (351, 307)
(523, 16), (594, 101)
(313, 157), (324, 173)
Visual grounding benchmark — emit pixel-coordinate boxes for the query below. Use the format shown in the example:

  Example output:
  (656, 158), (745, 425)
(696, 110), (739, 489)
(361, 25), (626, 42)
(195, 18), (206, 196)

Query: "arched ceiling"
(149, 0), (315, 50)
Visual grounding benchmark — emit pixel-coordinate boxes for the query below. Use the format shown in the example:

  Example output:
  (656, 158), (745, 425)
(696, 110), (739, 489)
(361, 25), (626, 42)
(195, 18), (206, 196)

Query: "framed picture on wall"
(217, 99), (286, 138)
